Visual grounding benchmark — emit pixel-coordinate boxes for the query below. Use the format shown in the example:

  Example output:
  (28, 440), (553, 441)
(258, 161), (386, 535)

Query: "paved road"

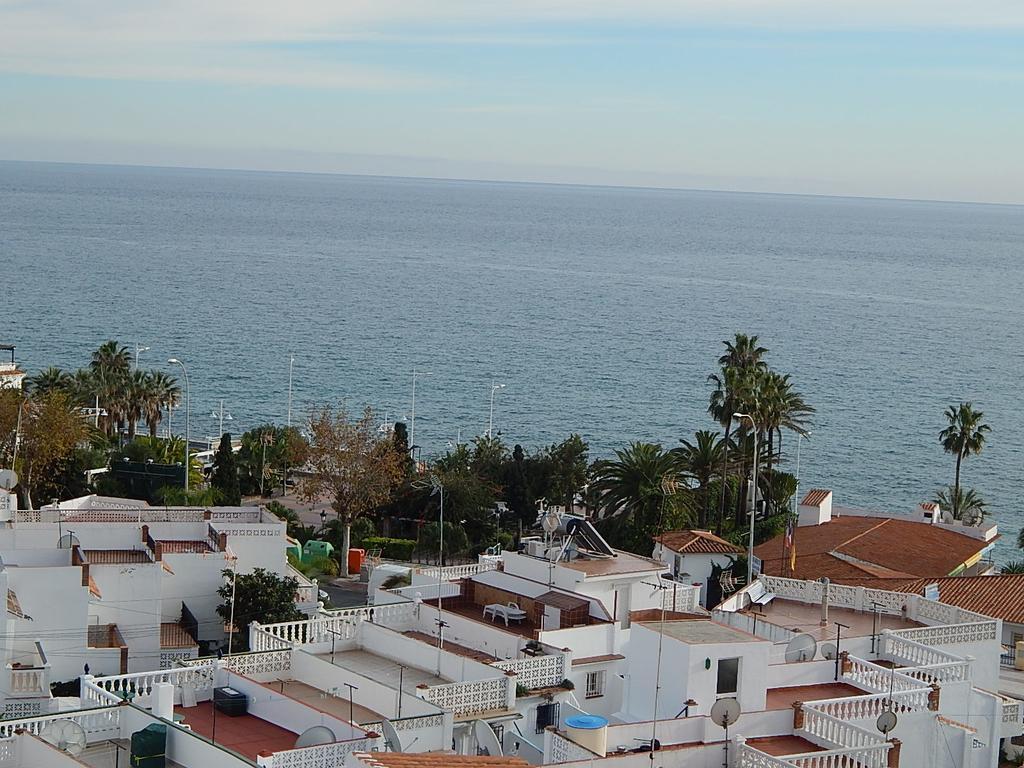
(320, 578), (368, 609)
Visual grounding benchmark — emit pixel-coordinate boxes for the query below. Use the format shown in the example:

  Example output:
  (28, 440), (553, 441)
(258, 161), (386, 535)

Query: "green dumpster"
(302, 539), (334, 562)
(130, 723), (167, 768)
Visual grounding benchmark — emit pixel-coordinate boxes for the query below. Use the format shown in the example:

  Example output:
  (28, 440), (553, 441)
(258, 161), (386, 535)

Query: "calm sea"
(2, 161), (1022, 560)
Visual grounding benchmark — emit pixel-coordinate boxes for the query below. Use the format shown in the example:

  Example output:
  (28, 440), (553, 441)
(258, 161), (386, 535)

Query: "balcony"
(4, 642), (51, 697)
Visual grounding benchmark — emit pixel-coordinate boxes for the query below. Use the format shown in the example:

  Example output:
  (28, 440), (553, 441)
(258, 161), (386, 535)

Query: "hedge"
(361, 537), (416, 561)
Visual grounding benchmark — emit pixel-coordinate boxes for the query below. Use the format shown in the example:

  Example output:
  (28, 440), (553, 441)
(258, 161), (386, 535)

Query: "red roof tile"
(160, 623), (197, 649)
(800, 489), (832, 507)
(354, 753), (529, 768)
(755, 516), (992, 581)
(654, 529), (744, 555)
(840, 574), (1022, 623)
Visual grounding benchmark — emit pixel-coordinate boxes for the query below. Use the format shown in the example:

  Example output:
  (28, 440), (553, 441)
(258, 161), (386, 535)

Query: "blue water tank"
(564, 714), (608, 730)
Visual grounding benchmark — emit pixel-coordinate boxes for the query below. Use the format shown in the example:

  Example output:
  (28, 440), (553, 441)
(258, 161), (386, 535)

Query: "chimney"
(140, 524), (149, 543)
(820, 577), (830, 627)
(917, 502), (940, 525)
(798, 489), (833, 527)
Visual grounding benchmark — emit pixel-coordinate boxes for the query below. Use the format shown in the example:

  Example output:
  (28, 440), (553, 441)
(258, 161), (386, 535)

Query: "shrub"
(362, 536), (416, 561)
(309, 556), (339, 577)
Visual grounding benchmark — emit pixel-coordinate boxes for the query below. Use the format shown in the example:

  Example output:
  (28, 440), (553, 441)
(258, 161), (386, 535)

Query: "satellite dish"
(473, 720), (503, 756)
(381, 719), (404, 753)
(57, 533), (81, 549)
(941, 511), (955, 524)
(0, 469), (17, 490)
(39, 720), (87, 756)
(294, 726), (336, 748)
(785, 633), (818, 663)
(541, 511), (560, 534)
(710, 698), (741, 729)
(822, 643), (838, 661)
(876, 710), (898, 735)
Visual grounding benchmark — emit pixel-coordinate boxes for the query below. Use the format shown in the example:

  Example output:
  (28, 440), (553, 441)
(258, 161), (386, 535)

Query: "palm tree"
(90, 341), (131, 436)
(591, 442), (690, 552)
(754, 371), (814, 509)
(708, 334), (769, 535)
(147, 371), (180, 437)
(933, 485), (987, 527)
(26, 367), (71, 395)
(1002, 561), (1024, 574)
(672, 430), (728, 528)
(939, 402), (991, 520)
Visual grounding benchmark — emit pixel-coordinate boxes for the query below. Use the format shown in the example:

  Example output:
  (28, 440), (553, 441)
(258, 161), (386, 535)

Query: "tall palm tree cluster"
(591, 333), (814, 550)
(25, 341), (181, 440)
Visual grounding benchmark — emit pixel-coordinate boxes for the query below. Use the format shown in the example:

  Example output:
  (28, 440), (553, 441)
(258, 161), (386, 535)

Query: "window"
(585, 670), (606, 699)
(716, 657), (740, 695)
(536, 703), (560, 734)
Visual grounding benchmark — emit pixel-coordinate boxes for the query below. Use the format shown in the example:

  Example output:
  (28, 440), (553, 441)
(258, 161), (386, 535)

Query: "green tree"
(590, 442), (692, 553)
(939, 402), (991, 520)
(417, 521), (470, 564)
(504, 444), (535, 528)
(211, 433), (242, 505)
(301, 405), (406, 570)
(933, 485), (987, 527)
(26, 367), (72, 395)
(392, 422), (414, 475)
(546, 434), (589, 513)
(216, 567), (303, 651)
(10, 391), (88, 509)
(672, 430), (728, 528)
(237, 424), (309, 496)
(1001, 561), (1024, 574)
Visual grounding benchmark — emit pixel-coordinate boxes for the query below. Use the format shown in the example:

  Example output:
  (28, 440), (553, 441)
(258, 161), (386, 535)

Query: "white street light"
(168, 359), (190, 493)
(430, 474), (445, 676)
(134, 343), (150, 370)
(287, 354), (294, 428)
(734, 412), (758, 586)
(211, 399), (234, 439)
(487, 381), (505, 439)
(410, 370), (432, 461)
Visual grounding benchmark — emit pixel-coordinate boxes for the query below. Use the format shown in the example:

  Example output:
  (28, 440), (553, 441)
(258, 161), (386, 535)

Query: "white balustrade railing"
(800, 706), (887, 751)
(0, 706), (121, 741)
(415, 561), (498, 581)
(787, 744), (891, 768)
(493, 653), (566, 689)
(82, 677), (123, 707)
(806, 688), (929, 722)
(421, 675), (511, 716)
(5, 665), (49, 696)
(256, 602), (417, 647)
(844, 655), (924, 695)
(901, 660), (970, 685)
(736, 745), (798, 768)
(90, 664), (216, 700)
(882, 632), (963, 668)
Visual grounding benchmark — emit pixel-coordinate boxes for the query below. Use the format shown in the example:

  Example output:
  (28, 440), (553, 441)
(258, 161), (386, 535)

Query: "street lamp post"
(211, 399), (233, 440)
(410, 369), (431, 461)
(134, 343), (150, 371)
(287, 354), (294, 428)
(487, 380), (505, 438)
(430, 474), (446, 676)
(168, 359), (190, 493)
(734, 412), (758, 586)
(788, 431), (811, 575)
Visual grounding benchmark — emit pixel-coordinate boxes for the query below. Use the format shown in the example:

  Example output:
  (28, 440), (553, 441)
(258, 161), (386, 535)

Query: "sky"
(1, 1), (1023, 203)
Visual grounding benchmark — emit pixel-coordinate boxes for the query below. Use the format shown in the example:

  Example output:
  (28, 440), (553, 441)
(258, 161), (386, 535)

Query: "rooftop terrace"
(741, 599), (922, 641)
(174, 701), (297, 761)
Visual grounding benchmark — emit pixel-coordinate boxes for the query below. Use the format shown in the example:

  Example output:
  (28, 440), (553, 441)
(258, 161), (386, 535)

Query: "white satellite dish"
(473, 719), (503, 756)
(39, 719), (87, 756)
(294, 725), (336, 748)
(821, 642), (838, 661)
(381, 719), (404, 752)
(541, 511), (560, 534)
(0, 469), (17, 490)
(876, 710), (898, 735)
(941, 511), (955, 524)
(784, 633), (818, 663)
(57, 532), (81, 549)
(710, 698), (740, 729)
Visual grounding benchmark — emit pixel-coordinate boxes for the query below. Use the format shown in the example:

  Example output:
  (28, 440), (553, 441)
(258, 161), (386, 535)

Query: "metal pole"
(834, 621), (849, 681)
(227, 555), (238, 656)
(398, 666), (404, 717)
(410, 370), (418, 456)
(734, 413), (757, 585)
(344, 683), (358, 725)
(169, 359), (191, 494)
(437, 483), (445, 674)
(287, 354), (294, 428)
(488, 382), (496, 438)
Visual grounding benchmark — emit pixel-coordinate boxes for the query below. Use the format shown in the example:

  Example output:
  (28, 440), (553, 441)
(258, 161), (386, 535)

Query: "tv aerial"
(473, 719), (503, 756)
(821, 642), (838, 661)
(39, 720), (87, 756)
(784, 633), (818, 663)
(294, 726), (336, 749)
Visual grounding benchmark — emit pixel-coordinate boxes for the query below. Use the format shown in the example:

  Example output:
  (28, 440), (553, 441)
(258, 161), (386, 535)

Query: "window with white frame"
(716, 657), (740, 696)
(585, 670), (606, 699)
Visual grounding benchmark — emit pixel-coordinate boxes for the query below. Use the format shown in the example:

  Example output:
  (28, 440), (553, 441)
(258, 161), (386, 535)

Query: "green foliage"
(349, 516), (376, 547)
(362, 537), (417, 561)
(211, 433), (242, 505)
(417, 521), (470, 562)
(1001, 560), (1024, 575)
(237, 424), (309, 496)
(380, 573), (411, 590)
(308, 556), (339, 577)
(216, 567), (302, 651)
(156, 486), (219, 506)
(545, 434), (589, 511)
(933, 485), (987, 526)
(939, 402), (991, 520)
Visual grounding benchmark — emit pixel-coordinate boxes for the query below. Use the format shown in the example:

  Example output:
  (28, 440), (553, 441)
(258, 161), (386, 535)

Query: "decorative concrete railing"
(1004, 700), (1023, 724)
(881, 631), (965, 669)
(255, 602), (417, 647)
(785, 744), (891, 768)
(210, 508), (263, 523)
(255, 736), (380, 768)
(420, 675), (513, 717)
(5, 664), (49, 696)
(82, 677), (123, 707)
(736, 745), (798, 768)
(388, 582), (462, 601)
(660, 582), (701, 613)
(493, 652), (566, 689)
(251, 626), (294, 652)
(545, 728), (600, 763)
(0, 705), (121, 742)
(180, 649), (292, 677)
(844, 655), (929, 695)
(889, 620), (998, 646)
(288, 565), (318, 605)
(362, 713), (446, 734)
(414, 561), (498, 581)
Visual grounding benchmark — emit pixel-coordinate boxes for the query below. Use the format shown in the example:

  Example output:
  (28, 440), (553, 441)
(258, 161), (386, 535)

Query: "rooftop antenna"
(710, 698), (741, 768)
(57, 531), (80, 550)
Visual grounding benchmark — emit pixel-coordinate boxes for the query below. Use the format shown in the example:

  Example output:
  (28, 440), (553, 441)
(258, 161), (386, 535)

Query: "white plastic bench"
(746, 580), (775, 607)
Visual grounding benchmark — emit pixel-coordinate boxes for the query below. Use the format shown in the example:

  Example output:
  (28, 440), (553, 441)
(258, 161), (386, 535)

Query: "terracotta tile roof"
(840, 574), (1024, 624)
(559, 549), (665, 577)
(158, 540), (214, 554)
(571, 653), (625, 666)
(6, 589), (24, 619)
(160, 622), (197, 649)
(536, 591), (589, 611)
(800, 489), (832, 507)
(353, 753), (528, 768)
(920, 502), (940, 512)
(83, 549), (152, 564)
(88, 624), (127, 649)
(755, 516), (992, 581)
(654, 529), (744, 555)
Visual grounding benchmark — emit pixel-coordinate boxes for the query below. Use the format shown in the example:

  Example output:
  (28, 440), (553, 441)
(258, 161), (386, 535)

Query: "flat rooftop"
(639, 618), (758, 644)
(318, 649), (449, 693)
(81, 740), (187, 768)
(742, 599), (922, 641)
(276, 680), (384, 725)
(175, 702), (296, 760)
(766, 683), (863, 710)
(558, 549), (665, 577)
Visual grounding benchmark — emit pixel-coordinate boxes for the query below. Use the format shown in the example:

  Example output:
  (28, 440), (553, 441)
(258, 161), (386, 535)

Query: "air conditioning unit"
(526, 540), (548, 558)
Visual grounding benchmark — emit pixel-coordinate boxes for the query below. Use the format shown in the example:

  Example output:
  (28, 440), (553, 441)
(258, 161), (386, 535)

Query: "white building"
(651, 529), (745, 607)
(0, 344), (25, 390)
